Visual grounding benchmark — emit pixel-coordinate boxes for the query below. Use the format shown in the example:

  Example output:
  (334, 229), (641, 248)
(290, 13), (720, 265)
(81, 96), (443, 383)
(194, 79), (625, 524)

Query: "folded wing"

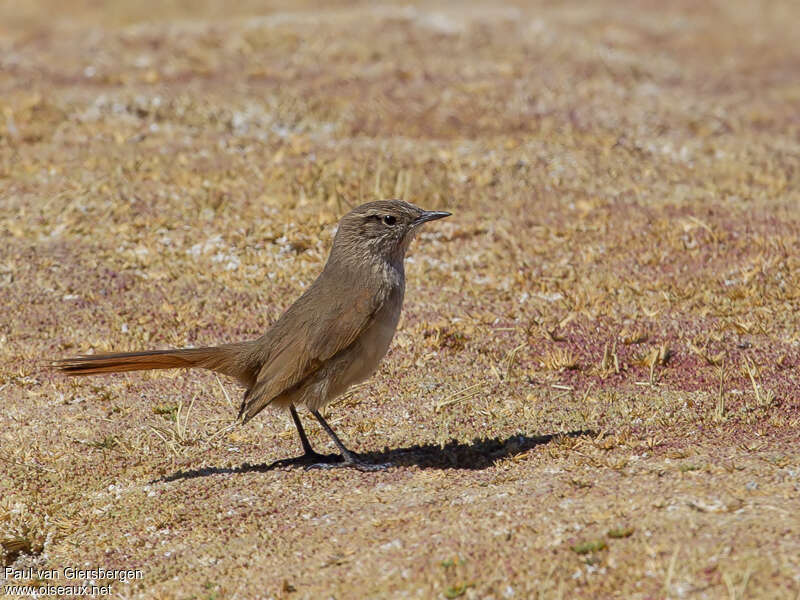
(238, 284), (382, 422)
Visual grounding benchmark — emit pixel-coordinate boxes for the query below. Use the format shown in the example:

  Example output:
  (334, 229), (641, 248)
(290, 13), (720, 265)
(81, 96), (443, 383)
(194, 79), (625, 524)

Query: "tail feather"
(54, 344), (255, 385)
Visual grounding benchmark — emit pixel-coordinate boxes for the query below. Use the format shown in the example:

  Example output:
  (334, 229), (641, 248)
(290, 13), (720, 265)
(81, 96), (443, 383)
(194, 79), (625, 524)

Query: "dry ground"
(2, 1), (800, 598)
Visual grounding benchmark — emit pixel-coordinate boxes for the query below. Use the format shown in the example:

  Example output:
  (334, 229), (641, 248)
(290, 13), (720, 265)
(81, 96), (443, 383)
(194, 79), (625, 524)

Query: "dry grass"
(2, 1), (800, 598)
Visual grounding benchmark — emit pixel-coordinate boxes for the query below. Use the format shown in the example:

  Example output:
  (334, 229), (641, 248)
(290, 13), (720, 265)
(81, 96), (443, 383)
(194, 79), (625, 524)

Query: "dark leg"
(290, 405), (318, 456)
(265, 405), (340, 469)
(308, 410), (390, 472)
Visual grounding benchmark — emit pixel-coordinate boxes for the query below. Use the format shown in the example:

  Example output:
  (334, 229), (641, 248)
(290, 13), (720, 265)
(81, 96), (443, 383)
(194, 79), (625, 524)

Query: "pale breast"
(358, 297), (401, 369)
(297, 260), (405, 411)
(338, 290), (402, 388)
(302, 277), (402, 408)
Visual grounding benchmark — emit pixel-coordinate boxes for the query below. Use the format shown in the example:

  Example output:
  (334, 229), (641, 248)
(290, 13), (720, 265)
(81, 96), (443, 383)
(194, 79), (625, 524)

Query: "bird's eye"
(382, 215), (397, 226)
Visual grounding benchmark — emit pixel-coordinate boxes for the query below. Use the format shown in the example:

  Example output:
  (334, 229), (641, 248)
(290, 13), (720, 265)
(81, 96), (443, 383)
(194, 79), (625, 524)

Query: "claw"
(267, 452), (342, 470)
(305, 457), (391, 472)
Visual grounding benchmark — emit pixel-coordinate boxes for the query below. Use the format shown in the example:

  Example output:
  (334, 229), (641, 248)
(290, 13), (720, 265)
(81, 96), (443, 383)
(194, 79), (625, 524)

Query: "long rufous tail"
(54, 343), (255, 385)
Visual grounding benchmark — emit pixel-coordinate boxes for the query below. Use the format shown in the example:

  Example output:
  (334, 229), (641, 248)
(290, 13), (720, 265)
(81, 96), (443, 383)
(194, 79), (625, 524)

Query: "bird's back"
(238, 250), (404, 420)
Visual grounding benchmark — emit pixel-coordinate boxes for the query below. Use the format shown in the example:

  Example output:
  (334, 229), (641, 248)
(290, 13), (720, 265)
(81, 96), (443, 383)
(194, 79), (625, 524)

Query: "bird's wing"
(238, 284), (382, 422)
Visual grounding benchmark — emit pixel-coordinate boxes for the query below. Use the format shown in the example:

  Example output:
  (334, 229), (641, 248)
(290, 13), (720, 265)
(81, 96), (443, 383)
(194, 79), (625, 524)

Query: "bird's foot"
(268, 451), (342, 470)
(305, 454), (391, 472)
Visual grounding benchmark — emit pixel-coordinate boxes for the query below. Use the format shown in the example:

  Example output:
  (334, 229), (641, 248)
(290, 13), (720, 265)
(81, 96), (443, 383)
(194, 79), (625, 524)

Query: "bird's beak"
(413, 210), (452, 226)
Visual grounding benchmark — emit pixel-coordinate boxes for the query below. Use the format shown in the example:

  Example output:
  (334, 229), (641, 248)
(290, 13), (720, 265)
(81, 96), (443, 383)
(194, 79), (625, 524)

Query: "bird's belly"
(349, 312), (399, 381)
(324, 298), (402, 400)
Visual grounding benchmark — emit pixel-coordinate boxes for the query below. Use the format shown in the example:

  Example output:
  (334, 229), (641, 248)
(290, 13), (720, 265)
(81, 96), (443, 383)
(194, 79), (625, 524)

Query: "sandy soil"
(2, 1), (799, 598)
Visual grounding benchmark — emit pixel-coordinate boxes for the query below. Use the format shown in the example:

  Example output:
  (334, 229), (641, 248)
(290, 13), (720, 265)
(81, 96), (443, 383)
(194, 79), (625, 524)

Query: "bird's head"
(332, 199), (451, 265)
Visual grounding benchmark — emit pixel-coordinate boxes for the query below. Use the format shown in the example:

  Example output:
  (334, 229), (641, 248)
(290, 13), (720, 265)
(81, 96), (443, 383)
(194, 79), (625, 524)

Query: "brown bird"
(55, 200), (451, 471)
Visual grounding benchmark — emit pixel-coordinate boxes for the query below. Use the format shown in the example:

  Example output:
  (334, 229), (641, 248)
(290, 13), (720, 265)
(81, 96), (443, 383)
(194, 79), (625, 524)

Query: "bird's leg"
(307, 410), (390, 472)
(289, 405), (332, 461)
(266, 405), (340, 469)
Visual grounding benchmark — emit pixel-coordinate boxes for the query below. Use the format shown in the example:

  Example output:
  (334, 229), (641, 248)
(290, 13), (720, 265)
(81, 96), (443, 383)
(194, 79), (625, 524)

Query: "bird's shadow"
(157, 429), (595, 483)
